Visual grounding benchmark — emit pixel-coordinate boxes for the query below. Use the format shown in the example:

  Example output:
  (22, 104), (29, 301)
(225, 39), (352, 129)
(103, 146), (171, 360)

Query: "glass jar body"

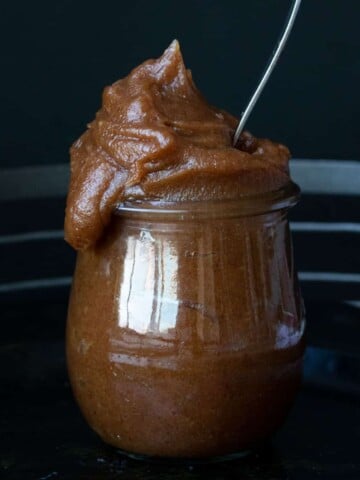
(67, 196), (305, 459)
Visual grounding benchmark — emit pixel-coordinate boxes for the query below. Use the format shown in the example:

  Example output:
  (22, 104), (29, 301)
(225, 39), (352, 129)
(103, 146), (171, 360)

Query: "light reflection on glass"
(118, 231), (179, 335)
(276, 315), (305, 349)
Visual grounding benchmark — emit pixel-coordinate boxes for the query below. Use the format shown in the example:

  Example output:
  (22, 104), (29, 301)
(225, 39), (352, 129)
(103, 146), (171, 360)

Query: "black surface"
(1, 297), (360, 479)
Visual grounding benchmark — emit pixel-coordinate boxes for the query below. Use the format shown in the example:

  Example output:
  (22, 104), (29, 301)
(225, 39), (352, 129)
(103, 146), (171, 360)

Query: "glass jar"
(66, 182), (305, 459)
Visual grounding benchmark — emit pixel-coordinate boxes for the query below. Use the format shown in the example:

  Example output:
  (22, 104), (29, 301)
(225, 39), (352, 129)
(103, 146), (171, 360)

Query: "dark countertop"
(1, 299), (360, 480)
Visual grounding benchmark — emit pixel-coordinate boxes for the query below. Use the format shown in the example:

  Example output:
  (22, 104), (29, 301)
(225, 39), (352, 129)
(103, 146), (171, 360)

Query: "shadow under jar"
(66, 181), (305, 460)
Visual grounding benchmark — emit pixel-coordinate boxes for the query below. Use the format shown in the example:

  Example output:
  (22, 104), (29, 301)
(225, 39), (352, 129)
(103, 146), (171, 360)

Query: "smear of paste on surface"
(65, 40), (290, 250)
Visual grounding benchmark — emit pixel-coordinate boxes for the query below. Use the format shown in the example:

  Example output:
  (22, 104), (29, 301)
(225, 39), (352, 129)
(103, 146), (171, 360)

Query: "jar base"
(115, 447), (252, 465)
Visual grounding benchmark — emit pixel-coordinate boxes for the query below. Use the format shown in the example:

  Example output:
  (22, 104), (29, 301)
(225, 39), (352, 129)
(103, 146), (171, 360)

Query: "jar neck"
(114, 182), (300, 221)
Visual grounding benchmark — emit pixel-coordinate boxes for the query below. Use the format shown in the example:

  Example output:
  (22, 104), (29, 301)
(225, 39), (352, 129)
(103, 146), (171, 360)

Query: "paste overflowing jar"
(65, 41), (305, 459)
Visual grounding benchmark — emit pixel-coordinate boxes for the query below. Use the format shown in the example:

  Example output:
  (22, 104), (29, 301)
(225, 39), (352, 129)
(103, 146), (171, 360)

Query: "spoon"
(233, 0), (302, 146)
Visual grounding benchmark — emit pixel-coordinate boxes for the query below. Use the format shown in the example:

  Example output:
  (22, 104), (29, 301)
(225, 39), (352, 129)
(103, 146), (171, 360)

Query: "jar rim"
(114, 181), (300, 219)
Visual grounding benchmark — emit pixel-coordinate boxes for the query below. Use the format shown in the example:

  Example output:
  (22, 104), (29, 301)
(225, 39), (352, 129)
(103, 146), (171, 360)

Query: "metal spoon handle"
(233, 0), (302, 146)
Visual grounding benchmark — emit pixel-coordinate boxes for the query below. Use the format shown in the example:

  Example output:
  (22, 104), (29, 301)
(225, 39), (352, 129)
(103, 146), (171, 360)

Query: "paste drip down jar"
(66, 181), (305, 459)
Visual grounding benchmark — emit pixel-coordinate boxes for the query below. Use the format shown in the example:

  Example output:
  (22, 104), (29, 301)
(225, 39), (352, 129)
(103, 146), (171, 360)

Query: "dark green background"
(1, 0), (359, 166)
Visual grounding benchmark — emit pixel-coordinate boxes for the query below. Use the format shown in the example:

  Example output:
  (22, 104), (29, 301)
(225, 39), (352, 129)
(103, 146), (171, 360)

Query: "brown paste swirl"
(65, 40), (290, 250)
